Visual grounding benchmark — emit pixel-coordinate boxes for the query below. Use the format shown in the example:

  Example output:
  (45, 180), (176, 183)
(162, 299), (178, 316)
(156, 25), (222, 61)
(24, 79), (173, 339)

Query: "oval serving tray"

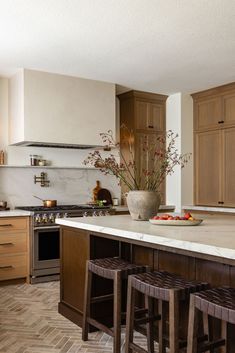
(149, 219), (203, 226)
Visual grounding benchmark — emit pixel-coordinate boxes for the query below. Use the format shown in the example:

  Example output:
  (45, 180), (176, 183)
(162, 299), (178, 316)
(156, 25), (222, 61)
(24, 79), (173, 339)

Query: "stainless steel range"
(16, 205), (112, 283)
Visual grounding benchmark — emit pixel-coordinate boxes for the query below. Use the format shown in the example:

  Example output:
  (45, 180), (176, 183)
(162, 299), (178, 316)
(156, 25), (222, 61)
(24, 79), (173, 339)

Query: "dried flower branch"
(84, 126), (191, 192)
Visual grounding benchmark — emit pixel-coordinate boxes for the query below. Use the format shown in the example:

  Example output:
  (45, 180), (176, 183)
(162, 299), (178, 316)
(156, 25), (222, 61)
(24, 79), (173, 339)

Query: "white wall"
(0, 78), (8, 151)
(181, 94), (193, 206)
(166, 93), (193, 212)
(166, 93), (182, 212)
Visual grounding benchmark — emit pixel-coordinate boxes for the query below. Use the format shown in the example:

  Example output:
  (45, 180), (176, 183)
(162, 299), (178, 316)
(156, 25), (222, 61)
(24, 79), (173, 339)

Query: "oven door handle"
(34, 226), (60, 230)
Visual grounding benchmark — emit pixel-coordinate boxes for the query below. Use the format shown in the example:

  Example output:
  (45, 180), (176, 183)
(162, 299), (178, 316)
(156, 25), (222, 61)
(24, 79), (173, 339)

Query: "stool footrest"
(134, 314), (161, 325)
(129, 342), (148, 353)
(87, 317), (114, 337)
(91, 293), (113, 303)
(199, 338), (225, 352)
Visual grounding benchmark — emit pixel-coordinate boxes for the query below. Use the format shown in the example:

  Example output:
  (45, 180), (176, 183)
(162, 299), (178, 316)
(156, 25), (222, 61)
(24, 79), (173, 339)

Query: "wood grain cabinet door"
(222, 127), (235, 206)
(195, 130), (222, 206)
(135, 100), (164, 132)
(194, 97), (222, 131)
(135, 100), (149, 130)
(223, 92), (235, 126)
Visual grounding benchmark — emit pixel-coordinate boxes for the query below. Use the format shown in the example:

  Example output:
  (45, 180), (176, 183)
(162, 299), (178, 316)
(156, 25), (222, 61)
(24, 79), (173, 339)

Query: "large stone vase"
(126, 190), (161, 221)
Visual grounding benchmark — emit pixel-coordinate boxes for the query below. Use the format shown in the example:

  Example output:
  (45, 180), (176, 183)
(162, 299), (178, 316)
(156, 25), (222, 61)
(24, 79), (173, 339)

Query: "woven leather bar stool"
(125, 271), (209, 353)
(187, 287), (235, 353)
(82, 257), (148, 353)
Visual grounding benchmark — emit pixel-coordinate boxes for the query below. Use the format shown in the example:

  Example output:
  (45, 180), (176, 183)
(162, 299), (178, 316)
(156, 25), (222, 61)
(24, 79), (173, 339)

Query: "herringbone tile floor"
(0, 282), (156, 353)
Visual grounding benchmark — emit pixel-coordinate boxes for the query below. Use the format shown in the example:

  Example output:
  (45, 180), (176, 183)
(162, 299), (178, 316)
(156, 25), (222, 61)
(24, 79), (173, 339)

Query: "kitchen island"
(56, 214), (235, 350)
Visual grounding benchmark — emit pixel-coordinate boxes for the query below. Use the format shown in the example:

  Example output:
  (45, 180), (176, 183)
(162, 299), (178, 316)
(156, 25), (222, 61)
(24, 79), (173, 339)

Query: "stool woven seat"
(187, 287), (235, 353)
(88, 257), (147, 280)
(194, 287), (235, 324)
(130, 271), (208, 301)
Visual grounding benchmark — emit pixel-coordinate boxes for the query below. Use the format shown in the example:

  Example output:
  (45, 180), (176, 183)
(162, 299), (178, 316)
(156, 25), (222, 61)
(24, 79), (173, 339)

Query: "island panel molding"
(192, 82), (235, 207)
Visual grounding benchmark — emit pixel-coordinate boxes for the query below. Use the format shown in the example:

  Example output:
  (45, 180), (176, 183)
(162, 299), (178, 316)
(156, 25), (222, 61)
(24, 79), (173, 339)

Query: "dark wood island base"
(59, 225), (235, 351)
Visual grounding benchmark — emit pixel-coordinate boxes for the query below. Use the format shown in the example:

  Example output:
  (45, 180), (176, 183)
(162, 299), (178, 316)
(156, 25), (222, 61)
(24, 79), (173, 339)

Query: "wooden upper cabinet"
(193, 83), (235, 132)
(118, 90), (167, 204)
(195, 130), (222, 206)
(223, 92), (235, 126)
(194, 97), (222, 131)
(135, 100), (164, 132)
(222, 128), (235, 206)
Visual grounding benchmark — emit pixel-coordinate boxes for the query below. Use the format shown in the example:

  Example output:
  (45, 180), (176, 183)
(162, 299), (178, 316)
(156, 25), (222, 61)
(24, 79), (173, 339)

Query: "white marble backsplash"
(0, 167), (121, 208)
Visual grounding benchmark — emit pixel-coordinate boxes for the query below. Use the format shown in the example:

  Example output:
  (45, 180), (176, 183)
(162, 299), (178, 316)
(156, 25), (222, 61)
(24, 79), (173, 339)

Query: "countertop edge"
(56, 217), (235, 261)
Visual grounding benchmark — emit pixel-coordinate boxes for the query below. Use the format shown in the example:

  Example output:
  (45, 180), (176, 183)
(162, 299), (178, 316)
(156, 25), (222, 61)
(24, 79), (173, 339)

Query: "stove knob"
(56, 213), (60, 219)
(64, 213), (68, 218)
(42, 213), (48, 223)
(49, 213), (55, 223)
(35, 214), (41, 224)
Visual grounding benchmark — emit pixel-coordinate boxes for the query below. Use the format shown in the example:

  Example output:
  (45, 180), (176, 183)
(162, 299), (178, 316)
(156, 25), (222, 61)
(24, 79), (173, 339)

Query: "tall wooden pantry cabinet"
(118, 90), (168, 204)
(192, 82), (235, 207)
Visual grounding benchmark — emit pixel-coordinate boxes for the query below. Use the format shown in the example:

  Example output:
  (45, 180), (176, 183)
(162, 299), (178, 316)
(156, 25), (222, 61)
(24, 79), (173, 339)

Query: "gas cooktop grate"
(16, 205), (111, 212)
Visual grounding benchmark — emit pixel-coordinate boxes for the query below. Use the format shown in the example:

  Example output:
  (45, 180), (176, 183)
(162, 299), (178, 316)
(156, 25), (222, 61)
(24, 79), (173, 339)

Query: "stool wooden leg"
(158, 300), (166, 353)
(187, 295), (199, 353)
(125, 277), (135, 353)
(82, 262), (92, 341)
(220, 320), (227, 353)
(113, 270), (122, 353)
(169, 289), (180, 353)
(203, 313), (213, 353)
(145, 294), (154, 353)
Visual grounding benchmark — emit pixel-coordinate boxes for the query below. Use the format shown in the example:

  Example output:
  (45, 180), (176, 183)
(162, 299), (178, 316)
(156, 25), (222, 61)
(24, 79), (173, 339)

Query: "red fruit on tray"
(153, 215), (160, 220)
(184, 212), (192, 220)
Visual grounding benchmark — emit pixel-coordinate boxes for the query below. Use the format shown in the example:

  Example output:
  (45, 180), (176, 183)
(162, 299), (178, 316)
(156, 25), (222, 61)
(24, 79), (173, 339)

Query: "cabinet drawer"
(0, 254), (27, 280)
(0, 233), (27, 255)
(0, 217), (28, 232)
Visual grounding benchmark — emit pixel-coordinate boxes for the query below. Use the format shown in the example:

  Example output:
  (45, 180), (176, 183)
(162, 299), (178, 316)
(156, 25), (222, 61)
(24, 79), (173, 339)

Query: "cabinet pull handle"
(0, 242), (13, 246)
(218, 201), (224, 204)
(0, 265), (13, 269)
(148, 125), (154, 129)
(0, 224), (12, 227)
(218, 120), (224, 124)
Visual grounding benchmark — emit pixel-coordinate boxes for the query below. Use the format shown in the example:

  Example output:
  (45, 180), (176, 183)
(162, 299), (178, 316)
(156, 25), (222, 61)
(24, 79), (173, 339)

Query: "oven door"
(33, 226), (60, 270)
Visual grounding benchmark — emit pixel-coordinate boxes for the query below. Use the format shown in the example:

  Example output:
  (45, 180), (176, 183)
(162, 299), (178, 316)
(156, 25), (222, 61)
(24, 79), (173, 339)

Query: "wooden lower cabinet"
(0, 217), (29, 283)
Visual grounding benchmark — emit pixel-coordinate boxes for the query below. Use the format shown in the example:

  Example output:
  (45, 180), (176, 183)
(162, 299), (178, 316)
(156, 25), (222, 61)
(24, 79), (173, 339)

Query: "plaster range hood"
(9, 69), (116, 148)
(13, 141), (100, 149)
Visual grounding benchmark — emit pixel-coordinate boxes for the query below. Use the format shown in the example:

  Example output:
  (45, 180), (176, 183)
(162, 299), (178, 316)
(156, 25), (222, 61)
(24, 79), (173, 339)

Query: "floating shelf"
(0, 165), (97, 170)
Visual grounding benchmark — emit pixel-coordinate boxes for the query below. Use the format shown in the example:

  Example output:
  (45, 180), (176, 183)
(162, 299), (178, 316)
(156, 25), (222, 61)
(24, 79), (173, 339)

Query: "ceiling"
(0, 0), (234, 94)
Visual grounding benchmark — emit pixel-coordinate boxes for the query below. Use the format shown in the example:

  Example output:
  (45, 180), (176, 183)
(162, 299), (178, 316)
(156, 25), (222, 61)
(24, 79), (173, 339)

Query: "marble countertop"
(0, 210), (32, 217)
(56, 214), (235, 261)
(183, 205), (235, 214)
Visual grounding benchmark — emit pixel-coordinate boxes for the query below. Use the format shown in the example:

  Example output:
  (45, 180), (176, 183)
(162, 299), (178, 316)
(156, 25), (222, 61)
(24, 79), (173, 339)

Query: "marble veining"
(0, 167), (121, 208)
(56, 215), (235, 261)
